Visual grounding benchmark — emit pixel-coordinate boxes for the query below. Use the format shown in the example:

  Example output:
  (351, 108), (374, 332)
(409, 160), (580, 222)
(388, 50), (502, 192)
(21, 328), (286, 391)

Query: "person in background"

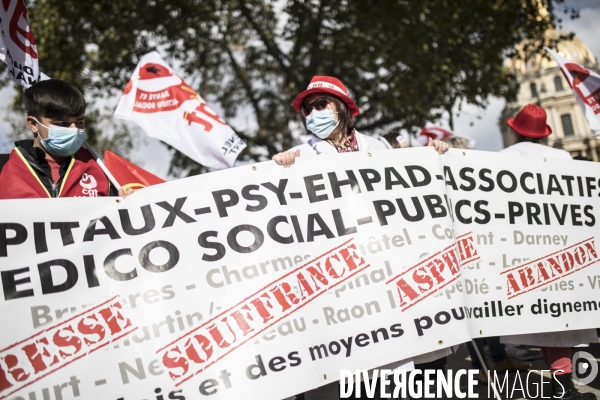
(443, 136), (473, 149)
(419, 125), (476, 151)
(466, 337), (531, 383)
(501, 103), (571, 160)
(0, 79), (131, 199)
(379, 129), (408, 149)
(500, 104), (597, 400)
(272, 75), (448, 167)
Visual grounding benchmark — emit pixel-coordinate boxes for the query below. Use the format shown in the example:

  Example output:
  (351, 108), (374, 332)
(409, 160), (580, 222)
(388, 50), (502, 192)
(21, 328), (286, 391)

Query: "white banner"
(547, 47), (600, 138)
(0, 148), (599, 400)
(0, 0), (42, 88)
(441, 149), (600, 339)
(114, 51), (246, 169)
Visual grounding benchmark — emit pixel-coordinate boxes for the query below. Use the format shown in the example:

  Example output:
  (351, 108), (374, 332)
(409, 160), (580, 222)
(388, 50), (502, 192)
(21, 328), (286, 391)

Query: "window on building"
(554, 76), (564, 91)
(561, 114), (574, 137)
(530, 82), (538, 98)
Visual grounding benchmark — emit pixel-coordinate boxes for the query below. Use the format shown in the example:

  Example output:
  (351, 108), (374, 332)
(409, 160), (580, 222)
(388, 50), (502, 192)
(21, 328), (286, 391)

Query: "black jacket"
(0, 140), (118, 197)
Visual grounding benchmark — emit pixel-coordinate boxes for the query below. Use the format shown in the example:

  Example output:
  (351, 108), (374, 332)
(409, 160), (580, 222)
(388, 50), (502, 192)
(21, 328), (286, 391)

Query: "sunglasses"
(301, 99), (329, 116)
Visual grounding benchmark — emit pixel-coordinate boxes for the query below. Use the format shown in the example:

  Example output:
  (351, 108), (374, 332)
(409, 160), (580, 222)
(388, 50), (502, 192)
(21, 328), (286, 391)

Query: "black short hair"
(23, 79), (86, 120)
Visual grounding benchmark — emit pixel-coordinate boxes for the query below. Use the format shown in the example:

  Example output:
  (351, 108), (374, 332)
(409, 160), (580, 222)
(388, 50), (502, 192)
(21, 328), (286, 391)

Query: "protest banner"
(114, 51), (247, 170)
(0, 148), (599, 399)
(440, 149), (600, 339)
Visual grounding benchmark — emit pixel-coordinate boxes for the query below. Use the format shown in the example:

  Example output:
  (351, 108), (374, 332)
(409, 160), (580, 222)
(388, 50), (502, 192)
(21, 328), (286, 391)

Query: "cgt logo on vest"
(79, 173), (98, 197)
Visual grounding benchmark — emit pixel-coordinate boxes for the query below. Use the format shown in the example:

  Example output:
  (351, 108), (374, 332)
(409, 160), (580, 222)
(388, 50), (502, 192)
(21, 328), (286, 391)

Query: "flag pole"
(471, 339), (503, 400)
(82, 142), (122, 191)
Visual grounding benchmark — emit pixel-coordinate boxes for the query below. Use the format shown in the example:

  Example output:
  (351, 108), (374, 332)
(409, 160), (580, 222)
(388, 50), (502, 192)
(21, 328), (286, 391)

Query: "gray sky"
(1, 0), (598, 178)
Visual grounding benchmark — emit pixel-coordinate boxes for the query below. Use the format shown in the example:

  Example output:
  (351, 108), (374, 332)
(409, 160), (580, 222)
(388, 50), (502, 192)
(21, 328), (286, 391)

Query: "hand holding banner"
(0, 148), (471, 400)
(1, 148), (599, 399)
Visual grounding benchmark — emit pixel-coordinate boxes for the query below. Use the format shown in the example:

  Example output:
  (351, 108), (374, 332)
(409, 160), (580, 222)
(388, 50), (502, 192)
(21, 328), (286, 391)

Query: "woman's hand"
(272, 150), (301, 167)
(428, 138), (450, 154)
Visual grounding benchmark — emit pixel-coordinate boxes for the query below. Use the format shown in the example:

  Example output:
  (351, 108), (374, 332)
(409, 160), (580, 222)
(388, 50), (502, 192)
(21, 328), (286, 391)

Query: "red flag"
(104, 150), (165, 191)
(419, 126), (455, 145)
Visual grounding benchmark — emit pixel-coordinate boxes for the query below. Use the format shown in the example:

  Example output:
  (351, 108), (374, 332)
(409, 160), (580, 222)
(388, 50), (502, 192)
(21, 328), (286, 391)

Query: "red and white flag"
(546, 47), (600, 138)
(114, 51), (246, 169)
(0, 0), (45, 88)
(418, 125), (475, 148)
(103, 150), (165, 191)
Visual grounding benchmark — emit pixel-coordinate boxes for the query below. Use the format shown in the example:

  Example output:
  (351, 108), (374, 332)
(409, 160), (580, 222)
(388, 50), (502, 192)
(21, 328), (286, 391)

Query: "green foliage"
(2, 0), (574, 176)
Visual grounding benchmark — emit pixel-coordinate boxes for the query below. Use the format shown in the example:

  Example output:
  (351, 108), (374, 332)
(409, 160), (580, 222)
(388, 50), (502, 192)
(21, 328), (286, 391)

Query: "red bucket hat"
(292, 76), (360, 117)
(506, 104), (552, 138)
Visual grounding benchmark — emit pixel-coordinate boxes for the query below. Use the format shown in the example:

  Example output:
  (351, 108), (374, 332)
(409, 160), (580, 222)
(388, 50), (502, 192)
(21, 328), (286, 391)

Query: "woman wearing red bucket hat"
(501, 103), (571, 159)
(501, 103), (597, 400)
(272, 75), (448, 167)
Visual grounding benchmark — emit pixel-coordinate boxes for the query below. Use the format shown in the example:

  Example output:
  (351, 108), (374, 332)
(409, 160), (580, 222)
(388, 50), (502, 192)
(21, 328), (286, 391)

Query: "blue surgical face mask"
(305, 109), (339, 139)
(35, 118), (85, 157)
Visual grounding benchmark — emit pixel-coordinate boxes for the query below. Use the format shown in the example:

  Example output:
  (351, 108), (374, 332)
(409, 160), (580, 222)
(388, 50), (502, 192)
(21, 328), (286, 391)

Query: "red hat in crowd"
(292, 76), (360, 117)
(506, 104), (552, 138)
(419, 126), (454, 144)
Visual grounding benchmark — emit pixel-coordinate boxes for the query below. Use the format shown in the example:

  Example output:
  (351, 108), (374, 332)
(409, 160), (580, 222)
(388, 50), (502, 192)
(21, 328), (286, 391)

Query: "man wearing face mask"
(273, 75), (448, 167)
(0, 79), (120, 199)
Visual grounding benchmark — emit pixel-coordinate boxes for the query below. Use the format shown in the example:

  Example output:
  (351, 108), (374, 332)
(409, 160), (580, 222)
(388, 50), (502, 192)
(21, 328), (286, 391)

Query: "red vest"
(0, 147), (110, 199)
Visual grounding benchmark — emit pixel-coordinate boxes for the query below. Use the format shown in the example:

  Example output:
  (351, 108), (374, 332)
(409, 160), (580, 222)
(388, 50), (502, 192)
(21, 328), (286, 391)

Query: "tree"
(3, 0), (576, 175)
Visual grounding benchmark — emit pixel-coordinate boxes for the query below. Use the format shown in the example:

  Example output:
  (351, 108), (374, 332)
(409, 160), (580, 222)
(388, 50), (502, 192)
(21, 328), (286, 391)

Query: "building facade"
(500, 30), (600, 161)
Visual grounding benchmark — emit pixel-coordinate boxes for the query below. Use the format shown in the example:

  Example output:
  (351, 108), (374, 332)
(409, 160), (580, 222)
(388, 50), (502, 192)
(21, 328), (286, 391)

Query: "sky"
(444, 0), (600, 152)
(0, 0), (599, 179)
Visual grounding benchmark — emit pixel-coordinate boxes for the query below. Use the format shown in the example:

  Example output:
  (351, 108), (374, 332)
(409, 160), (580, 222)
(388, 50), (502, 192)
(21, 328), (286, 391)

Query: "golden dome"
(507, 29), (596, 75)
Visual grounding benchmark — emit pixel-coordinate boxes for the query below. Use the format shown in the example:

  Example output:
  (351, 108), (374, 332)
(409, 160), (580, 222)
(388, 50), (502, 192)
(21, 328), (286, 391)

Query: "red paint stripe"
(172, 262), (372, 386)
(500, 238), (594, 275)
(0, 295), (119, 353)
(157, 239), (354, 352)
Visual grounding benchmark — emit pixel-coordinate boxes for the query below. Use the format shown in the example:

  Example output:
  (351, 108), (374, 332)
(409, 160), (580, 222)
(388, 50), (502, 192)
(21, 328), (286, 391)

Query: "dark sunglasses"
(301, 99), (329, 116)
